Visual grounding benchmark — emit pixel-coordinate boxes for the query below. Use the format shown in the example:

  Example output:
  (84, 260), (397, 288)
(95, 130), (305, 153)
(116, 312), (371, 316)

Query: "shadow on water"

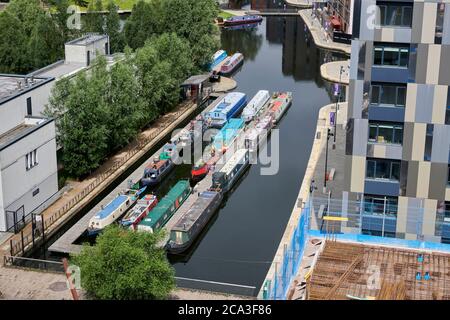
(35, 14), (346, 296)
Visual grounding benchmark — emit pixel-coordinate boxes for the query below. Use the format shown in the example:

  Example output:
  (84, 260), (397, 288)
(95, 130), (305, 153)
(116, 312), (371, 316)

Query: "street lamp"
(333, 65), (345, 145)
(324, 128), (334, 190)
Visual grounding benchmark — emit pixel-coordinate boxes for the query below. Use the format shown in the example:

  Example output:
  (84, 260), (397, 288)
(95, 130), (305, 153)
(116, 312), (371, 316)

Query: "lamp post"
(324, 128), (334, 190)
(333, 65), (345, 145)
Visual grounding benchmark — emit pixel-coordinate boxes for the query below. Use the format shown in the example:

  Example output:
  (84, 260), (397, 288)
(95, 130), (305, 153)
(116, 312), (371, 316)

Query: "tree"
(47, 58), (110, 178)
(83, 0), (103, 33)
(0, 11), (27, 73)
(105, 55), (144, 149)
(71, 225), (175, 300)
(124, 0), (162, 50)
(105, 1), (124, 53)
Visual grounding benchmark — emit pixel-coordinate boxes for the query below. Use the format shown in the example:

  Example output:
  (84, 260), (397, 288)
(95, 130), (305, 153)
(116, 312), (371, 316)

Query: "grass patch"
(70, 0), (148, 11)
(218, 10), (234, 19)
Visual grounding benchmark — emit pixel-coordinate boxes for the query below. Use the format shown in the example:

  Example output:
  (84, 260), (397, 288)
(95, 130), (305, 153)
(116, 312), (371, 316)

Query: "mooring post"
(20, 231), (24, 255)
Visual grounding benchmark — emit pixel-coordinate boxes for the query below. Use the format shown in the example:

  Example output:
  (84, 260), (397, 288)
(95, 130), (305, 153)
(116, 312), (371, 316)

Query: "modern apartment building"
(326, 0), (355, 35)
(344, 0), (450, 243)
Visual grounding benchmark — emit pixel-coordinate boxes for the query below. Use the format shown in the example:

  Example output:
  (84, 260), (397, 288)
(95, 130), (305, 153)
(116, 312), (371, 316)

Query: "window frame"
(366, 158), (401, 181)
(373, 45), (410, 67)
(368, 122), (404, 145)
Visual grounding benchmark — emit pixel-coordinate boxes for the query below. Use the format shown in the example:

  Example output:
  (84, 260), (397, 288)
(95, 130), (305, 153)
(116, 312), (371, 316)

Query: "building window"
(424, 124), (433, 161)
(369, 122), (403, 144)
(377, 2), (413, 27)
(435, 3), (445, 44)
(374, 44), (409, 67)
(366, 158), (401, 181)
(371, 83), (406, 107)
(26, 97), (32, 116)
(364, 194), (398, 217)
(25, 149), (38, 170)
(32, 188), (40, 197)
(447, 166), (450, 186)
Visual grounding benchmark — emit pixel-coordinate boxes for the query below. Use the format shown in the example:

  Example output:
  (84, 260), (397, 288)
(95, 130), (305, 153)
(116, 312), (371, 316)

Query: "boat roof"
(139, 180), (189, 227)
(209, 92), (246, 115)
(271, 100), (283, 112)
(95, 195), (128, 219)
(213, 119), (244, 148)
(172, 191), (219, 232)
(224, 53), (243, 65)
(220, 149), (247, 175)
(146, 158), (168, 171)
(213, 50), (227, 59)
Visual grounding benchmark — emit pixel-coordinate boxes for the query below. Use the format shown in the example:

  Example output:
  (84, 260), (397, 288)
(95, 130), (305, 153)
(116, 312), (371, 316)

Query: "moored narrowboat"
(137, 180), (191, 233)
(141, 144), (175, 187)
(87, 186), (147, 236)
(269, 92), (293, 124)
(120, 194), (158, 230)
(220, 53), (244, 76)
(223, 15), (263, 26)
(191, 118), (245, 181)
(241, 90), (270, 123)
(204, 92), (247, 128)
(209, 50), (228, 71)
(166, 190), (223, 254)
(212, 149), (250, 193)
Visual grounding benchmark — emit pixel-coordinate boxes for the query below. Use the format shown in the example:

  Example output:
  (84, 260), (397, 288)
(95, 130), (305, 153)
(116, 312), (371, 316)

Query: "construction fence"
(260, 198), (311, 300)
(260, 195), (450, 300)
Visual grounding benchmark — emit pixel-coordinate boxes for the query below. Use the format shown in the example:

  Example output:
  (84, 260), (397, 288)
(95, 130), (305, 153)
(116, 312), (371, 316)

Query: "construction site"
(305, 240), (450, 300)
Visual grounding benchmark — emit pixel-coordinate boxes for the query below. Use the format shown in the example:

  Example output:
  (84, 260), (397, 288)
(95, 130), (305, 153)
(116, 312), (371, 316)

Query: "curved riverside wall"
(258, 104), (332, 299)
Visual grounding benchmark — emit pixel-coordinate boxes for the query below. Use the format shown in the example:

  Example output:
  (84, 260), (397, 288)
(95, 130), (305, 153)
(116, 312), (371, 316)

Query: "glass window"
(370, 83), (406, 107)
(403, 6), (413, 26)
(400, 48), (409, 67)
(377, 2), (413, 27)
(383, 47), (399, 65)
(371, 86), (380, 104)
(366, 158), (401, 181)
(374, 47), (383, 65)
(368, 122), (403, 144)
(396, 87), (406, 106)
(364, 194), (398, 217)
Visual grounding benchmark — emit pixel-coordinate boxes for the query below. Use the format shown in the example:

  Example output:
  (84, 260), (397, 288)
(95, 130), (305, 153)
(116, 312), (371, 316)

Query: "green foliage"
(83, 0), (104, 33)
(71, 225), (175, 300)
(124, 0), (220, 69)
(105, 1), (124, 53)
(0, 0), (70, 74)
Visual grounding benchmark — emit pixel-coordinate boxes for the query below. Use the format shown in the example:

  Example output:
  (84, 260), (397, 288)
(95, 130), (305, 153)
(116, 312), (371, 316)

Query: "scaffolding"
(307, 240), (450, 300)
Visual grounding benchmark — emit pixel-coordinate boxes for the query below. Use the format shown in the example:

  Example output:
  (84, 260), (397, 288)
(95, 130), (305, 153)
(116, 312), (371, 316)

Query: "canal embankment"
(299, 9), (351, 55)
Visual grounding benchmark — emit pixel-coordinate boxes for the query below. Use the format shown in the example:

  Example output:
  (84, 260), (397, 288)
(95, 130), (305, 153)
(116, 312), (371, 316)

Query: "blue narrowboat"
(204, 92), (247, 128)
(209, 50), (228, 71)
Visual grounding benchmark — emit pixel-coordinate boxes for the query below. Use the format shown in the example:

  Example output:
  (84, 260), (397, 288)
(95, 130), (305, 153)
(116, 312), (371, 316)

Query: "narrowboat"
(209, 50), (228, 71)
(166, 190), (223, 254)
(219, 53), (244, 76)
(212, 149), (250, 193)
(241, 90), (270, 123)
(120, 194), (158, 230)
(87, 187), (147, 236)
(246, 115), (273, 153)
(191, 118), (245, 181)
(204, 92), (247, 128)
(137, 180), (191, 233)
(141, 144), (175, 187)
(269, 92), (293, 124)
(223, 15), (263, 26)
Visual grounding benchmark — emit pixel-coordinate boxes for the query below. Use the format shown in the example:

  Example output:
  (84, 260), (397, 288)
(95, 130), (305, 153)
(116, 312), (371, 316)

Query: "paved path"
(285, 0), (316, 8)
(320, 60), (350, 85)
(0, 266), (72, 300)
(299, 9), (351, 55)
(2, 101), (197, 257)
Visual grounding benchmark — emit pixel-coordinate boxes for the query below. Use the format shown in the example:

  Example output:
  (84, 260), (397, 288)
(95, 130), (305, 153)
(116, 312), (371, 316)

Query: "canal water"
(169, 16), (343, 294)
(35, 15), (344, 296)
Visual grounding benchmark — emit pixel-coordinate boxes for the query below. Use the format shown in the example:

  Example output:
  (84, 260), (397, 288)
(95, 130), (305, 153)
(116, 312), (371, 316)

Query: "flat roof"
(32, 61), (86, 79)
(0, 117), (54, 152)
(0, 75), (53, 105)
(66, 34), (108, 46)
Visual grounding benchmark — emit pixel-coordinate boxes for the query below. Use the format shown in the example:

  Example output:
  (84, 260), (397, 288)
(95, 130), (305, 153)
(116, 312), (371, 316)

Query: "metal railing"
(9, 101), (196, 256)
(3, 255), (65, 273)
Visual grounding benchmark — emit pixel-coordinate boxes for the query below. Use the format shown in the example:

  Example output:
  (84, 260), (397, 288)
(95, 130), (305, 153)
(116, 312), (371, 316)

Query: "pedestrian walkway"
(2, 100), (197, 257)
(299, 9), (351, 55)
(0, 266), (72, 300)
(320, 60), (350, 85)
(285, 0), (316, 8)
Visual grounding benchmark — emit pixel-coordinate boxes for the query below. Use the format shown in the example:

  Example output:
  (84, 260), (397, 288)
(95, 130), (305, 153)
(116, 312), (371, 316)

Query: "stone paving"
(320, 60), (350, 85)
(0, 267), (72, 300)
(299, 9), (351, 55)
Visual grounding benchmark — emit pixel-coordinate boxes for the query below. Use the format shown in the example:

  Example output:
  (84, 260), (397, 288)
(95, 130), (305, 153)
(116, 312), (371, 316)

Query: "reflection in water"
(171, 16), (344, 293)
(221, 25), (264, 61)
